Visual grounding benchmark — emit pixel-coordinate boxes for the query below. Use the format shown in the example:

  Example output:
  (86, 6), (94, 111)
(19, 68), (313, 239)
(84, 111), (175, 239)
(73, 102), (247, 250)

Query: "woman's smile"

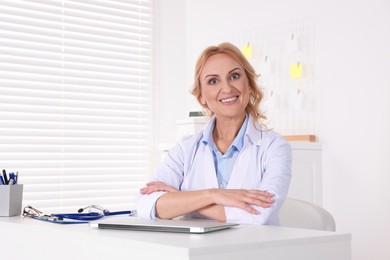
(220, 96), (238, 104)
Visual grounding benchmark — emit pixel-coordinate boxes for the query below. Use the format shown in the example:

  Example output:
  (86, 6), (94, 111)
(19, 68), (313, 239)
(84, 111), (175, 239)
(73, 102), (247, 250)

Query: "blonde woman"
(137, 42), (291, 224)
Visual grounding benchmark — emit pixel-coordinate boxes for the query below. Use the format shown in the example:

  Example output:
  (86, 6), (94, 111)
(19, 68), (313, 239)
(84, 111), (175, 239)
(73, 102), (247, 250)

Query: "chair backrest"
(279, 198), (336, 231)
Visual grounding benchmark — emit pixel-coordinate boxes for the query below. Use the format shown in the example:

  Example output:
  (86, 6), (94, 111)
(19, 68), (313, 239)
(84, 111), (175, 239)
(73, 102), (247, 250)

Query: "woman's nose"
(220, 80), (233, 92)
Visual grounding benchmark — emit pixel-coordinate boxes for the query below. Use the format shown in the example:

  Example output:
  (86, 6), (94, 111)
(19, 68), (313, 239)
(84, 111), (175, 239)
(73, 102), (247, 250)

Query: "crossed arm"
(140, 181), (275, 221)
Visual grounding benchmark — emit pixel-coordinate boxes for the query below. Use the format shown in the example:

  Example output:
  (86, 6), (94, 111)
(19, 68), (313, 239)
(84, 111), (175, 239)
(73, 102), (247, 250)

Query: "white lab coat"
(136, 115), (292, 225)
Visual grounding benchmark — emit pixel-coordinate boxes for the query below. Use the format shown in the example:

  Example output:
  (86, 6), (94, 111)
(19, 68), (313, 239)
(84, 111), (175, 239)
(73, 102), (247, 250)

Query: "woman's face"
(199, 53), (250, 119)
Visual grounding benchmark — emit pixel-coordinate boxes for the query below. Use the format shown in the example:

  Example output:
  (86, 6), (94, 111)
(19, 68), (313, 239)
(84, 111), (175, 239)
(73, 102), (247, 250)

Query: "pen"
(9, 172), (15, 185)
(0, 176), (4, 185)
(2, 169), (8, 185)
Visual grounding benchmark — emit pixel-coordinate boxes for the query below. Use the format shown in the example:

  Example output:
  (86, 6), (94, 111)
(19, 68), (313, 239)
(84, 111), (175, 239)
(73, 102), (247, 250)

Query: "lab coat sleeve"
(225, 136), (292, 225)
(136, 140), (187, 219)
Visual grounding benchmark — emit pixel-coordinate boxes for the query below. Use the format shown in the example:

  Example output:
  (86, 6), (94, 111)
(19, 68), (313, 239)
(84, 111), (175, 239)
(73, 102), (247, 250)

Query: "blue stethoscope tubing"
(51, 210), (133, 221)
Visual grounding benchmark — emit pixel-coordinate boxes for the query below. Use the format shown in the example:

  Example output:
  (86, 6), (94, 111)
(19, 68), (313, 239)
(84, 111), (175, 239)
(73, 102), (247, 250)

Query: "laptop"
(90, 218), (239, 234)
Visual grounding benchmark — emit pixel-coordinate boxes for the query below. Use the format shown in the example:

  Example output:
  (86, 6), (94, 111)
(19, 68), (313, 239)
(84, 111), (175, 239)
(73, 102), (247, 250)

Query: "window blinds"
(0, 0), (154, 212)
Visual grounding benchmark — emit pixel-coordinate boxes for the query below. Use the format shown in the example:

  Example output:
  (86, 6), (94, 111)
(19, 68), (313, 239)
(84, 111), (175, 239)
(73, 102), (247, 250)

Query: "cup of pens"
(0, 170), (23, 217)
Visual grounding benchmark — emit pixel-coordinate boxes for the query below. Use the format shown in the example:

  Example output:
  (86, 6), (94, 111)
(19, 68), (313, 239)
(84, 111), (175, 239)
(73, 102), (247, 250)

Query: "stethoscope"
(23, 205), (136, 224)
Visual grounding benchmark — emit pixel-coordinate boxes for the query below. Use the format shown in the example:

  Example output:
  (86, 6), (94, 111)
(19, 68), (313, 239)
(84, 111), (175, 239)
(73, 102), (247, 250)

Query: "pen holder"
(0, 184), (23, 217)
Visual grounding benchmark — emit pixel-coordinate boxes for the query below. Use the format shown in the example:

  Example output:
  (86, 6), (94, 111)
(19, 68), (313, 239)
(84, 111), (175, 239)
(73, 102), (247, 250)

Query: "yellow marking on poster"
(241, 44), (252, 59)
(290, 62), (302, 78)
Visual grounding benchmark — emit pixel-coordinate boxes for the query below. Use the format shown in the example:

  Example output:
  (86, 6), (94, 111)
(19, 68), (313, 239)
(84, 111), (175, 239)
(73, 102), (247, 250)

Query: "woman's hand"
(210, 189), (275, 215)
(140, 181), (178, 195)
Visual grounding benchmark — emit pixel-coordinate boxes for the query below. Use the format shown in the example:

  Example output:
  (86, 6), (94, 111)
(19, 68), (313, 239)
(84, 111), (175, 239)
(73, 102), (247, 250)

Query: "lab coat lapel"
(202, 145), (219, 188)
(182, 143), (218, 190)
(226, 148), (251, 189)
(197, 116), (219, 189)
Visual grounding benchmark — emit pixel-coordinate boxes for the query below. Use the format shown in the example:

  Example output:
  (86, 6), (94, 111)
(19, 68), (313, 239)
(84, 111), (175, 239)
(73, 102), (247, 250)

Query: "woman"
(137, 42), (291, 224)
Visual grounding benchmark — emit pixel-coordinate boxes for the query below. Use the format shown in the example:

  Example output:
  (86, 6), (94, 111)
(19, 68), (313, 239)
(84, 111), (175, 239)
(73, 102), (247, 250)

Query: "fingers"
(140, 181), (178, 195)
(247, 190), (275, 200)
(234, 192), (275, 214)
(244, 190), (275, 207)
(238, 203), (260, 215)
(213, 189), (276, 214)
(146, 181), (163, 187)
(140, 186), (155, 195)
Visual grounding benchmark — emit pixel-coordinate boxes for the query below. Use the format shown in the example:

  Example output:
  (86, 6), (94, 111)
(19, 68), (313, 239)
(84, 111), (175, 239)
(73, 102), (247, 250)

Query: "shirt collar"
(202, 116), (217, 150)
(202, 114), (249, 152)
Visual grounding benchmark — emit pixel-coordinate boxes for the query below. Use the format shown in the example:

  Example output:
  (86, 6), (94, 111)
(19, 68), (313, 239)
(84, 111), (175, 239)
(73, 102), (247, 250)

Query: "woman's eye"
(231, 73), (240, 80)
(208, 78), (219, 85)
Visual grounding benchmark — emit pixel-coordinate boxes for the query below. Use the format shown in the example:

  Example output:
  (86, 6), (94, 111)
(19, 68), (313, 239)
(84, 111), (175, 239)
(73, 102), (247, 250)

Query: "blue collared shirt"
(202, 114), (249, 189)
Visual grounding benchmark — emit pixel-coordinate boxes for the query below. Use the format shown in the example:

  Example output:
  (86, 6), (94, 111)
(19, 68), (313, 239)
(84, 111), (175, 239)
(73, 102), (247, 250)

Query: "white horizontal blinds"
(0, 0), (154, 212)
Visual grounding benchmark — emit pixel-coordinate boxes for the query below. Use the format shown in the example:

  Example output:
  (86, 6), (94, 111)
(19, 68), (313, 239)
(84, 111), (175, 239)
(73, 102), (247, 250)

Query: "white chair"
(279, 198), (336, 231)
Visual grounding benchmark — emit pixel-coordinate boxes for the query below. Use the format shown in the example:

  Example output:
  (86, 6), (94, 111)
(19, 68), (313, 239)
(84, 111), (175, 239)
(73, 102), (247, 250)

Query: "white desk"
(0, 216), (351, 260)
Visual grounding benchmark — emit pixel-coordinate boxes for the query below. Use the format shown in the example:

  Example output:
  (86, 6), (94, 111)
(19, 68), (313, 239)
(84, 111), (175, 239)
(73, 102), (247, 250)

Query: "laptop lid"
(90, 218), (239, 234)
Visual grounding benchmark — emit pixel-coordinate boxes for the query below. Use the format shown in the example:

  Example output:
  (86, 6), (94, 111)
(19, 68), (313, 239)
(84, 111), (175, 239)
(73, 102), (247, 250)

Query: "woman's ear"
(199, 95), (207, 106)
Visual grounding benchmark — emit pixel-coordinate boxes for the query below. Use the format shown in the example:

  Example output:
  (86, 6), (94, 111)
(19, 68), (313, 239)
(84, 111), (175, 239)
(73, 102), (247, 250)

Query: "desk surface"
(0, 216), (351, 260)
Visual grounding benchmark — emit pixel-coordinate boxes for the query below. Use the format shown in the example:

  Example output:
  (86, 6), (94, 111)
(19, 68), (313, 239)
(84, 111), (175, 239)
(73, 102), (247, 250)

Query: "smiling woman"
(199, 54), (250, 122)
(137, 42), (292, 225)
(192, 43), (265, 123)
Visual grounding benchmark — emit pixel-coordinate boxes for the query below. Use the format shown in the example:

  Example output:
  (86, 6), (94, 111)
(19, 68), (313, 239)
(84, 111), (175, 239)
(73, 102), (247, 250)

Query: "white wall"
(154, 0), (187, 145)
(154, 0), (390, 259)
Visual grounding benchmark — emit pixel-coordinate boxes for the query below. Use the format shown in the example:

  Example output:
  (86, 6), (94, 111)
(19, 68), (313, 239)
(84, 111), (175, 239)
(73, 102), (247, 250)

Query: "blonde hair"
(191, 42), (266, 124)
